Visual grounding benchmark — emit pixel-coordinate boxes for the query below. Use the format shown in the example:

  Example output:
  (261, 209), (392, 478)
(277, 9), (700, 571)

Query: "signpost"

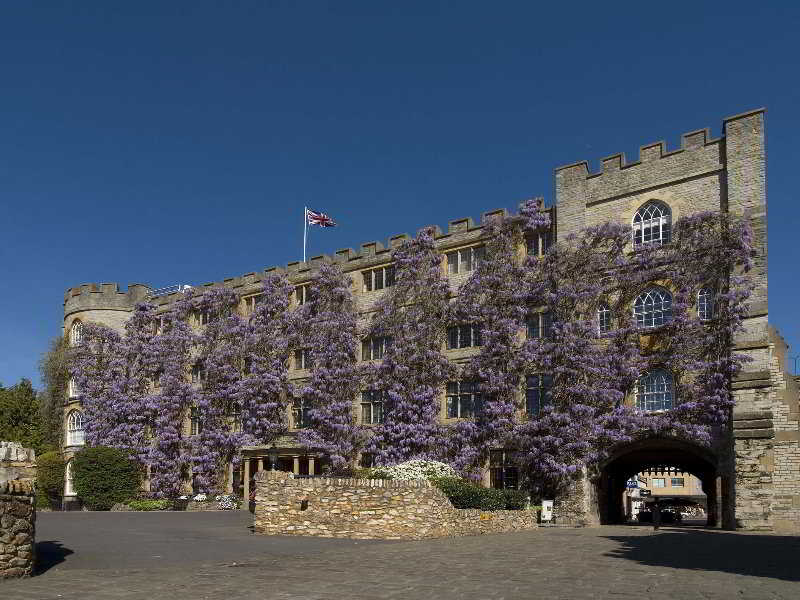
(541, 499), (554, 522)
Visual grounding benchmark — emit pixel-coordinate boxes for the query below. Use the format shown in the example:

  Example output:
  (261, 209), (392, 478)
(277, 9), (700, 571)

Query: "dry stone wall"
(253, 471), (536, 540)
(0, 442), (36, 579)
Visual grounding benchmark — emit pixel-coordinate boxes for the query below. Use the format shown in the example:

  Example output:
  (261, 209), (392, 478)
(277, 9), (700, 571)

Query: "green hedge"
(431, 477), (527, 510)
(126, 499), (172, 511)
(72, 447), (141, 510)
(35, 451), (65, 509)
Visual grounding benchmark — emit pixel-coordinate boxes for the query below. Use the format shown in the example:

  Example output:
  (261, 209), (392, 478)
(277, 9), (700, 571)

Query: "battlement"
(555, 108), (765, 206)
(64, 282), (152, 316)
(145, 201), (552, 308)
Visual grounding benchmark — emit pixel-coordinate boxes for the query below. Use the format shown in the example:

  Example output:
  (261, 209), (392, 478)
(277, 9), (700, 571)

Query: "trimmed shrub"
(126, 499), (171, 511)
(72, 447), (141, 510)
(431, 477), (514, 510)
(502, 489), (529, 510)
(35, 451), (65, 509)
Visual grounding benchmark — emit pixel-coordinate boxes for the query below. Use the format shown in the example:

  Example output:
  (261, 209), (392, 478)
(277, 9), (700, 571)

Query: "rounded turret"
(63, 283), (151, 336)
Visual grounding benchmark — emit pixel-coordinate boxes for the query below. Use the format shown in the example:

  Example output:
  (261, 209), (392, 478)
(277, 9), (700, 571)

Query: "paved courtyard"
(2, 511), (799, 599)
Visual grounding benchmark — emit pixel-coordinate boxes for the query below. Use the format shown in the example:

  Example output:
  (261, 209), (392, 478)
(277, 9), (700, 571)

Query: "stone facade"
(61, 109), (799, 532)
(0, 442), (36, 578)
(253, 470), (536, 539)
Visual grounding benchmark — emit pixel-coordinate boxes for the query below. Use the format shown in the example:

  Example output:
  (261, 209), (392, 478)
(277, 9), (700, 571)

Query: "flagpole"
(303, 206), (308, 262)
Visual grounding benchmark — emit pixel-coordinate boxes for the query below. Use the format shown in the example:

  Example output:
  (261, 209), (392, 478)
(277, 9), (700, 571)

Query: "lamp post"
(268, 443), (279, 471)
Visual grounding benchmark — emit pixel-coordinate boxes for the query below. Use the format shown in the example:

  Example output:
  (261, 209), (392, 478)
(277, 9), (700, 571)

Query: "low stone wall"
(1, 443), (36, 579)
(253, 471), (536, 540)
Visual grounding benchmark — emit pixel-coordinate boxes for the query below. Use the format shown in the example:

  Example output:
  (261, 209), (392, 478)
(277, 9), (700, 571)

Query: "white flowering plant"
(368, 460), (457, 481)
(216, 494), (241, 510)
(192, 493), (208, 502)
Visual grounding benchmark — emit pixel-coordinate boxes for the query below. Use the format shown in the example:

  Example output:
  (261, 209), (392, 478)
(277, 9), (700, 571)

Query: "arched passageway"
(595, 439), (723, 527)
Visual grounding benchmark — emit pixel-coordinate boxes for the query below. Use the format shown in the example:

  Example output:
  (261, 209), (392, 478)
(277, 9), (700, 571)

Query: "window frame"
(360, 390), (386, 425)
(670, 477), (685, 487)
(525, 374), (552, 416)
(632, 201), (672, 247)
(294, 348), (313, 370)
(446, 324), (482, 350)
(292, 397), (311, 429)
(244, 294), (264, 315)
(526, 231), (551, 257)
(526, 311), (552, 340)
(490, 450), (520, 490)
(69, 320), (83, 346)
(597, 304), (612, 334)
(446, 381), (483, 419)
(633, 287), (673, 329)
(362, 336), (391, 361)
(446, 245), (486, 275)
(295, 284), (312, 306)
(362, 265), (396, 292)
(190, 407), (203, 436)
(697, 287), (714, 321)
(634, 368), (675, 412)
(66, 410), (85, 446)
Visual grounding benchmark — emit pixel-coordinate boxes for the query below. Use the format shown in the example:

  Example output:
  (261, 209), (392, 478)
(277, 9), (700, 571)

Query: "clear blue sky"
(2, 1), (799, 387)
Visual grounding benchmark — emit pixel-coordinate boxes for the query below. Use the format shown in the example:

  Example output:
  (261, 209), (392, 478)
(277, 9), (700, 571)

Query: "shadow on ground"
(604, 530), (800, 582)
(35, 540), (74, 574)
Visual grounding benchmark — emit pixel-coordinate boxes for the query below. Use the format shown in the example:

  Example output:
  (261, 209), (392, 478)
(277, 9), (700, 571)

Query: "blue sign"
(626, 479), (639, 489)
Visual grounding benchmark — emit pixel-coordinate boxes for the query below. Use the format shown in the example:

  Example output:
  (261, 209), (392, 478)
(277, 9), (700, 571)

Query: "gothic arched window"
(67, 410), (85, 446)
(632, 201), (671, 246)
(635, 369), (674, 412)
(697, 288), (714, 321)
(633, 287), (673, 328)
(69, 320), (83, 346)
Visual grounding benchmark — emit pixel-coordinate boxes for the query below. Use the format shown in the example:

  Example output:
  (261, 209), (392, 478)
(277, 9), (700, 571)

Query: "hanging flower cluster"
(364, 228), (455, 465)
(295, 263), (366, 473)
(71, 203), (753, 501)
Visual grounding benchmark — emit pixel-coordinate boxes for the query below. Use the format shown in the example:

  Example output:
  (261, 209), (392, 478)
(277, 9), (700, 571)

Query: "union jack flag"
(306, 208), (337, 227)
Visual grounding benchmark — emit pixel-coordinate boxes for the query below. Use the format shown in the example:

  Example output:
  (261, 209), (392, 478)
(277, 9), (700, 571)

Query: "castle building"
(62, 109), (800, 532)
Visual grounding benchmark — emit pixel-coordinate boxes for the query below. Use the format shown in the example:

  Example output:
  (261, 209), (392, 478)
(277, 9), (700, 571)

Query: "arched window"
(64, 460), (75, 496)
(632, 201), (671, 246)
(69, 320), (83, 346)
(67, 411), (85, 446)
(634, 288), (673, 328)
(697, 288), (714, 321)
(68, 378), (79, 398)
(597, 304), (612, 334)
(635, 369), (674, 412)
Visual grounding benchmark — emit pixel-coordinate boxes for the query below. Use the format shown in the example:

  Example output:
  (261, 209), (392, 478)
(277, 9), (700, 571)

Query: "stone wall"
(253, 471), (536, 540)
(0, 442), (36, 578)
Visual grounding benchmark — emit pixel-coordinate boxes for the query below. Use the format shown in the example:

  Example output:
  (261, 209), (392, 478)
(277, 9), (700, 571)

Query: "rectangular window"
(359, 453), (375, 468)
(244, 294), (264, 315)
(526, 374), (552, 416)
(360, 391), (385, 424)
(228, 405), (242, 433)
(294, 349), (313, 370)
(362, 266), (395, 292)
(197, 310), (216, 326)
(446, 324), (483, 349)
(490, 450), (520, 490)
(446, 381), (483, 418)
(526, 232), (551, 257)
(526, 312), (552, 339)
(295, 284), (311, 306)
(191, 362), (206, 383)
(190, 407), (203, 436)
(446, 245), (486, 275)
(652, 478), (665, 488)
(362, 336), (391, 361)
(292, 398), (311, 429)
(670, 478), (685, 487)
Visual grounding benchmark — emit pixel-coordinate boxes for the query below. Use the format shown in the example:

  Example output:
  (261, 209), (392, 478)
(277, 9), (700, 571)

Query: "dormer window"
(633, 201), (671, 246)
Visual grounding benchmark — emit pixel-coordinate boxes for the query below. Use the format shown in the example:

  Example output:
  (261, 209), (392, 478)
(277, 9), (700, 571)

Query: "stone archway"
(593, 438), (724, 527)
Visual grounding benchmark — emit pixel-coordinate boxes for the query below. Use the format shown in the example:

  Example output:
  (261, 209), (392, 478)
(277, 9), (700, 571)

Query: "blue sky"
(1, 1), (799, 387)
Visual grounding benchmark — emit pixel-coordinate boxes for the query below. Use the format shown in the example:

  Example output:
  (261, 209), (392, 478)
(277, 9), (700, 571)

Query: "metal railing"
(146, 284), (193, 299)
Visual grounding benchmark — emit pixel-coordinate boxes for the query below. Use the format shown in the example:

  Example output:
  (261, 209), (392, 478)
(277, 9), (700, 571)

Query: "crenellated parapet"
(145, 204), (554, 307)
(63, 283), (151, 318)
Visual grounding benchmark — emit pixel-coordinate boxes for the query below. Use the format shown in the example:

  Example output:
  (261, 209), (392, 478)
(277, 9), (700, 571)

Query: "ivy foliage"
(35, 450), (66, 508)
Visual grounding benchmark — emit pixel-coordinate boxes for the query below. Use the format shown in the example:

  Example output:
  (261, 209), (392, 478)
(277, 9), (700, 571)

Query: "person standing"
(652, 499), (661, 531)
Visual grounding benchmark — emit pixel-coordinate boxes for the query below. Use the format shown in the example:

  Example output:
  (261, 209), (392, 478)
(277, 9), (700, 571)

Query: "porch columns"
(258, 457), (265, 472)
(293, 456), (300, 475)
(308, 457), (315, 476)
(226, 462), (234, 493)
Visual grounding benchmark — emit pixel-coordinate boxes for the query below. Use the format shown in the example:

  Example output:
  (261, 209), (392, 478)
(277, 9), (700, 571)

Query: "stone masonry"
(253, 470), (536, 539)
(62, 109), (799, 532)
(0, 442), (36, 578)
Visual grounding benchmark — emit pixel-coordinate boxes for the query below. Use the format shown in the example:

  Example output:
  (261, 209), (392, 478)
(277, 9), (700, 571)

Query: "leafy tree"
(36, 451), (66, 508)
(38, 335), (70, 450)
(0, 378), (44, 453)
